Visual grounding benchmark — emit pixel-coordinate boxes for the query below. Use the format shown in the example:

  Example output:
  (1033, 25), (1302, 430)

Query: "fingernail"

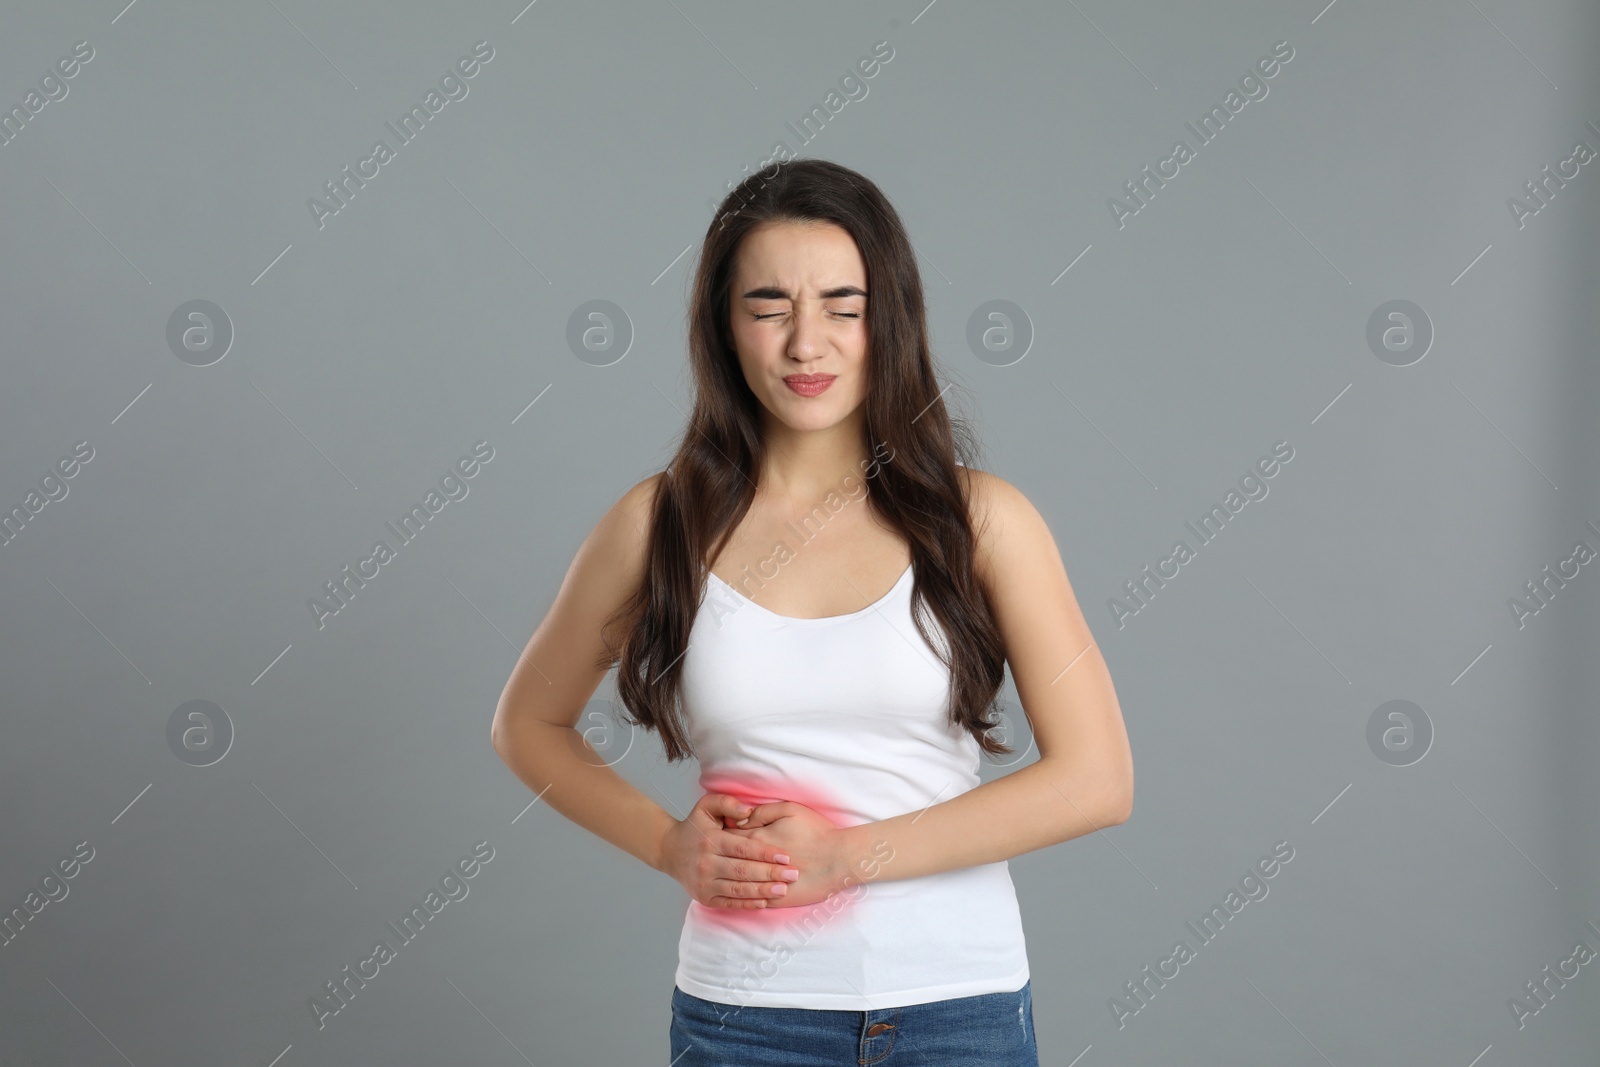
(737, 817), (750, 826)
(771, 883), (787, 895)
(781, 868), (799, 881)
(773, 852), (790, 864)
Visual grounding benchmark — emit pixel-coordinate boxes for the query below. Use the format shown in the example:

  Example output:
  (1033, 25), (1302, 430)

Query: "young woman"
(491, 159), (1133, 1064)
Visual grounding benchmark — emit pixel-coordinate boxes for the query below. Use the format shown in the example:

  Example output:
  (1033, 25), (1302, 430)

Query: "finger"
(745, 801), (794, 826)
(706, 895), (768, 909)
(703, 793), (755, 824)
(722, 836), (796, 873)
(733, 807), (770, 828)
(717, 855), (799, 885)
(711, 875), (789, 900)
(726, 844), (800, 883)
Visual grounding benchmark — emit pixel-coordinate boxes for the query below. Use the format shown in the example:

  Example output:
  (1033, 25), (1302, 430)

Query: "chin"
(773, 404), (841, 430)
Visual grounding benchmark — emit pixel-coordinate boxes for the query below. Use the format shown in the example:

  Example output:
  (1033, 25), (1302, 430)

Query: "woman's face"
(727, 219), (869, 433)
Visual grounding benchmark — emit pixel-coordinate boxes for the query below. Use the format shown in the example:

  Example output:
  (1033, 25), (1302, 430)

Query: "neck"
(757, 412), (871, 508)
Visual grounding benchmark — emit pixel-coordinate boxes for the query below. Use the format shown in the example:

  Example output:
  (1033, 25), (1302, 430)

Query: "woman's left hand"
(720, 801), (853, 909)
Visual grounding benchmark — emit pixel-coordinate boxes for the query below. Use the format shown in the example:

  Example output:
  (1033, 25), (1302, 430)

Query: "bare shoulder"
(586, 470), (665, 605)
(956, 466), (1047, 586)
(611, 470), (666, 548)
(492, 471), (665, 732)
(953, 477), (1128, 812)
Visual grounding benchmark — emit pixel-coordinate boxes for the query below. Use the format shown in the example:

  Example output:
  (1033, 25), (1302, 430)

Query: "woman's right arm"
(489, 473), (800, 909)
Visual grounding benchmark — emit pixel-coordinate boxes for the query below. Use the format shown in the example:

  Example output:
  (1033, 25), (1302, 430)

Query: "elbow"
(1101, 751), (1134, 826)
(1106, 763), (1134, 826)
(489, 706), (522, 764)
(1106, 784), (1133, 827)
(491, 706), (560, 781)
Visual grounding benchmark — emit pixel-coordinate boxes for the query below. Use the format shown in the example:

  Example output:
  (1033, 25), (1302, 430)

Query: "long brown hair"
(602, 158), (1011, 763)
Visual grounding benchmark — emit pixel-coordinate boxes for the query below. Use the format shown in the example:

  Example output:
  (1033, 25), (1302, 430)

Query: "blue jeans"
(669, 980), (1039, 1065)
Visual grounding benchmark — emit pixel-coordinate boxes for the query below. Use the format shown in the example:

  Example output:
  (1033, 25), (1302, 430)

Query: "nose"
(784, 303), (827, 360)
(786, 327), (815, 361)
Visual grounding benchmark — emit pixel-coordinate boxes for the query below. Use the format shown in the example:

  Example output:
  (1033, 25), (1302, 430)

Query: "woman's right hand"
(658, 793), (801, 909)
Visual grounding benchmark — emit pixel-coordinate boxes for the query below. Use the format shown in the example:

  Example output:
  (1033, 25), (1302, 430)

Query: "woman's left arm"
(737, 471), (1134, 893)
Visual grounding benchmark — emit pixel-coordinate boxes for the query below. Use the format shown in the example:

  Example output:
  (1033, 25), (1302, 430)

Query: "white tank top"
(673, 561), (1031, 1009)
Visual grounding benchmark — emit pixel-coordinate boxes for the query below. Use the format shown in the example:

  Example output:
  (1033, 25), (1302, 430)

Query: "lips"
(783, 374), (836, 397)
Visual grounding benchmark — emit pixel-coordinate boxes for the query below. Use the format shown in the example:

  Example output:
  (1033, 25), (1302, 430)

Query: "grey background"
(2, 1), (1597, 1064)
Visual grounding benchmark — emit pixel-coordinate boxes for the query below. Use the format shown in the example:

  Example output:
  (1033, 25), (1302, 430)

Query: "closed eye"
(753, 311), (860, 320)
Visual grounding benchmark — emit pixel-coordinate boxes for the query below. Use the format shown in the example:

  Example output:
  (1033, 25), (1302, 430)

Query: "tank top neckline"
(706, 563), (914, 625)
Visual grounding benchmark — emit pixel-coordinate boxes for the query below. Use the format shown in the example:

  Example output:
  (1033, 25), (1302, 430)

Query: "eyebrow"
(740, 285), (867, 300)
